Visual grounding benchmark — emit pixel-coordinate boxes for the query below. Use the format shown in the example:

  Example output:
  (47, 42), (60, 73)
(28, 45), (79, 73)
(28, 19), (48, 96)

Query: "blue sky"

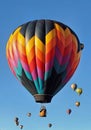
(0, 0), (91, 130)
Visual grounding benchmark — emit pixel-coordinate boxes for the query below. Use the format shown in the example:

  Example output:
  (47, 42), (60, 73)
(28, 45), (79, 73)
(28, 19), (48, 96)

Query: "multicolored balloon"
(6, 19), (83, 103)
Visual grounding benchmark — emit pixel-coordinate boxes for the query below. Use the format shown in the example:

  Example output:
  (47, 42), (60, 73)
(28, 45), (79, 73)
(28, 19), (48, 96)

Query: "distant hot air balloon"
(6, 19), (83, 104)
(75, 88), (83, 95)
(71, 83), (77, 91)
(48, 123), (52, 128)
(14, 117), (19, 126)
(75, 101), (80, 107)
(15, 121), (19, 126)
(66, 109), (72, 115)
(27, 112), (31, 117)
(14, 117), (19, 122)
(20, 125), (23, 129)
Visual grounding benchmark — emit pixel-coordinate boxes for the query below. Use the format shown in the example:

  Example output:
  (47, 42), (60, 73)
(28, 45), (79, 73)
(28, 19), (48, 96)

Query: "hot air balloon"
(6, 19), (83, 104)
(27, 112), (31, 117)
(71, 83), (77, 91)
(15, 121), (19, 126)
(20, 125), (23, 129)
(75, 88), (83, 95)
(75, 101), (80, 107)
(66, 109), (72, 115)
(14, 117), (19, 122)
(14, 117), (19, 126)
(48, 123), (52, 128)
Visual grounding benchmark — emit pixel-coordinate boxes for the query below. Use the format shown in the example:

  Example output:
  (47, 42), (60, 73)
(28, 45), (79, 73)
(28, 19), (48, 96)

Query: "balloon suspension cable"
(40, 103), (46, 109)
(41, 103), (43, 107)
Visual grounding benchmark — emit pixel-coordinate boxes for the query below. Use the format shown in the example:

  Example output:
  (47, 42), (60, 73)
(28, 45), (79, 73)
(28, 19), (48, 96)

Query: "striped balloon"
(6, 19), (83, 103)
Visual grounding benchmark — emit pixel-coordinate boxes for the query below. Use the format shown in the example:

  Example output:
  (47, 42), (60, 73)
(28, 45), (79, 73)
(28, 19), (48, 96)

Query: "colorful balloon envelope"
(66, 109), (72, 115)
(27, 112), (31, 117)
(48, 123), (52, 128)
(75, 101), (80, 107)
(6, 19), (83, 103)
(14, 117), (19, 122)
(71, 83), (77, 91)
(20, 125), (23, 129)
(14, 117), (19, 126)
(75, 88), (83, 95)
